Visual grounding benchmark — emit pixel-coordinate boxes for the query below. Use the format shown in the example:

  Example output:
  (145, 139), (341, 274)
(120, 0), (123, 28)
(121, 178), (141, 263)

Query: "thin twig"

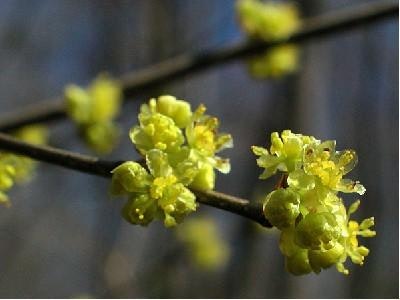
(0, 132), (122, 177)
(0, 1), (397, 132)
(0, 132), (271, 227)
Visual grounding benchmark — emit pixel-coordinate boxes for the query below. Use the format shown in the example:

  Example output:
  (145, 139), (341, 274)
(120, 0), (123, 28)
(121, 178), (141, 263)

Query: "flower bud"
(308, 242), (344, 273)
(156, 95), (192, 128)
(111, 161), (151, 195)
(263, 188), (300, 230)
(295, 212), (341, 250)
(285, 249), (312, 276)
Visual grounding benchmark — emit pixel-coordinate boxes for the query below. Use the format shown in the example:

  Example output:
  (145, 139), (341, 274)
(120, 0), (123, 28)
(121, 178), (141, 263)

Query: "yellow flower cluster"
(0, 126), (48, 206)
(236, 0), (301, 78)
(176, 216), (230, 270)
(64, 74), (122, 154)
(253, 130), (375, 275)
(111, 96), (233, 227)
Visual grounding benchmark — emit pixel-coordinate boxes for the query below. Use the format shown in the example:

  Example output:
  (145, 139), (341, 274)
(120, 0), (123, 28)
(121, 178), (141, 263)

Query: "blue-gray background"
(0, 0), (398, 298)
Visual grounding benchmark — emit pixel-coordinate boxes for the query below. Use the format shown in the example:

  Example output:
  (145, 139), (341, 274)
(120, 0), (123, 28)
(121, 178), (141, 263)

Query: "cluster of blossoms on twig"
(253, 130), (375, 275)
(111, 95), (233, 227)
(0, 2), (384, 276)
(236, 0), (300, 78)
(64, 75), (122, 154)
(0, 126), (48, 205)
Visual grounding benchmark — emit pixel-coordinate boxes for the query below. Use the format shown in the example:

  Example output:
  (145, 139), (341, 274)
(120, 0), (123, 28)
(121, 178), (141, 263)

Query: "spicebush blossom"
(253, 130), (375, 275)
(112, 95), (233, 227)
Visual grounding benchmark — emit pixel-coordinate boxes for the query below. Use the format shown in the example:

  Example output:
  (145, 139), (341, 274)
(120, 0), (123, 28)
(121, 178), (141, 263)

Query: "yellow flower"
(112, 150), (197, 228)
(236, 0), (301, 78)
(0, 125), (48, 206)
(177, 216), (230, 270)
(237, 0), (300, 40)
(186, 104), (233, 178)
(114, 96), (233, 226)
(64, 74), (122, 154)
(248, 45), (299, 78)
(335, 201), (376, 274)
(130, 112), (184, 154)
(254, 130), (375, 275)
(142, 95), (192, 128)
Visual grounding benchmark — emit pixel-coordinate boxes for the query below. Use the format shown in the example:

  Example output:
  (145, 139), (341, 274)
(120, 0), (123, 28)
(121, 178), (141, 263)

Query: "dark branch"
(0, 1), (397, 132)
(0, 132), (271, 227)
(0, 132), (121, 177)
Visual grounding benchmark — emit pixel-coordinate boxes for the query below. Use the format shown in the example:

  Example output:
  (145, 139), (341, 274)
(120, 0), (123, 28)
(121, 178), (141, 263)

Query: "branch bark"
(0, 132), (271, 227)
(0, 0), (397, 132)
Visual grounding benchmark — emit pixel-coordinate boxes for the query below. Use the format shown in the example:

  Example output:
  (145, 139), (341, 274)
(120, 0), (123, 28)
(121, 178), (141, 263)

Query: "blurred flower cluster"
(0, 126), (48, 205)
(65, 74), (122, 154)
(236, 0), (300, 78)
(177, 216), (230, 270)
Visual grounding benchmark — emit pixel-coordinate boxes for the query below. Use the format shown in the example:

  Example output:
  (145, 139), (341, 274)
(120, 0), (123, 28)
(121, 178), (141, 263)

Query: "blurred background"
(0, 0), (398, 298)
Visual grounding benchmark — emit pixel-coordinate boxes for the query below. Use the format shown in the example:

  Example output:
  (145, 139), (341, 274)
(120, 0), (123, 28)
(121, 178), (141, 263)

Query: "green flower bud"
(308, 242), (345, 273)
(279, 228), (301, 257)
(111, 161), (151, 196)
(285, 249), (312, 276)
(263, 188), (300, 229)
(295, 212), (341, 250)
(155, 95), (192, 128)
